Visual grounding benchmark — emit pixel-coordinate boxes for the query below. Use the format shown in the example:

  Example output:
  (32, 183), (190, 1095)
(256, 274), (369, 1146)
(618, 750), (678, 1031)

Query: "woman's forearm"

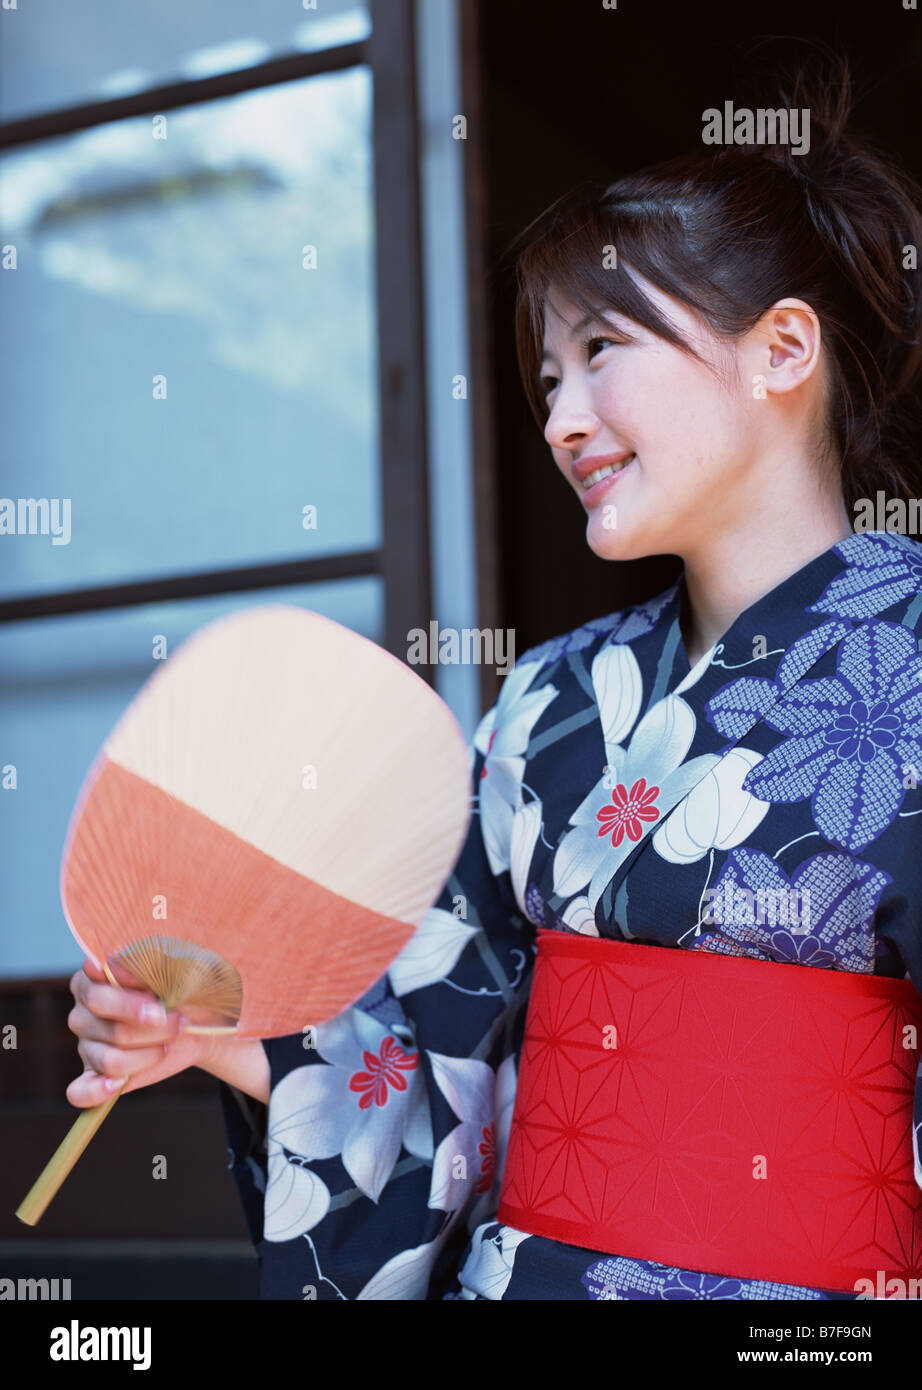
(199, 1035), (271, 1106)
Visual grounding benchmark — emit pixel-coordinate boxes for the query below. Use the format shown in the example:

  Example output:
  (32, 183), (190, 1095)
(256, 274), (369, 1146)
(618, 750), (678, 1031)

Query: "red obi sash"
(497, 929), (922, 1293)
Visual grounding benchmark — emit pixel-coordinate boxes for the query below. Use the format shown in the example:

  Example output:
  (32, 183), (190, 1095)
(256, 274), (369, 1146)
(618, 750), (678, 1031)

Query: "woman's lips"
(579, 454), (635, 509)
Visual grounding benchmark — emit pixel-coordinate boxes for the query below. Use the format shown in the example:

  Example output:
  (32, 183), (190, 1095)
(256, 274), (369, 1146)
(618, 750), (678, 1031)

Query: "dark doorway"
(477, 2), (922, 653)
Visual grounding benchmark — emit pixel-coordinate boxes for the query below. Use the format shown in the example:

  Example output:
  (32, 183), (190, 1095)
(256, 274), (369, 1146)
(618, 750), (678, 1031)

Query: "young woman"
(67, 59), (922, 1300)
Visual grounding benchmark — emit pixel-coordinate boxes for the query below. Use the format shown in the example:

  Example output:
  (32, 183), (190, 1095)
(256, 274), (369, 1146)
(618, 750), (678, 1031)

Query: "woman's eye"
(541, 336), (621, 396)
(585, 335), (614, 359)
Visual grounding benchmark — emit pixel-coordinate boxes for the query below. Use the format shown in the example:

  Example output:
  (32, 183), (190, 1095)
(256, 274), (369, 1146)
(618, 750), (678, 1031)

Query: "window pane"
(0, 68), (379, 598)
(0, 0), (370, 122)
(0, 576), (383, 979)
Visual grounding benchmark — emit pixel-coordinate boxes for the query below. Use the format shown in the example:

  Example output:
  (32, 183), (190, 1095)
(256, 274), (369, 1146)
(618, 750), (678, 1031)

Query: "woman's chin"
(585, 517), (647, 562)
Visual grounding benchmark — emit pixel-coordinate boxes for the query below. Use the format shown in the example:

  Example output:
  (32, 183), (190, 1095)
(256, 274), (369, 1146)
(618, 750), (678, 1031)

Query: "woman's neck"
(678, 499), (853, 668)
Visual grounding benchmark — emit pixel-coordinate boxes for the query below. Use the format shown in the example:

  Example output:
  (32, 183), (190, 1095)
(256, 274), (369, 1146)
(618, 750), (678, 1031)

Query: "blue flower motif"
(519, 585), (676, 666)
(524, 883), (546, 925)
(353, 974), (408, 1029)
(706, 620), (855, 744)
(692, 846), (892, 973)
(809, 530), (922, 621)
(824, 698), (900, 763)
(737, 621), (922, 851)
(767, 931), (837, 969)
(581, 1257), (674, 1300)
(660, 1270), (743, 1300)
(581, 1255), (825, 1300)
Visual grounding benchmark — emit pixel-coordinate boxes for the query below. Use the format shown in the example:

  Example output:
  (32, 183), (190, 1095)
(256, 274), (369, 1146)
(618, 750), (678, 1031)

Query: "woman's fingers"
(69, 963), (171, 1031)
(76, 1037), (170, 1081)
(66, 956), (191, 1106)
(67, 999), (181, 1050)
(65, 1031), (210, 1107)
(65, 1069), (125, 1107)
(65, 955), (224, 1108)
(82, 954), (148, 990)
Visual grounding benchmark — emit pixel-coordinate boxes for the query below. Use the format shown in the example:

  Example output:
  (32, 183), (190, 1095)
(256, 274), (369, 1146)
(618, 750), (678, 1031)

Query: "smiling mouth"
(581, 455), (635, 488)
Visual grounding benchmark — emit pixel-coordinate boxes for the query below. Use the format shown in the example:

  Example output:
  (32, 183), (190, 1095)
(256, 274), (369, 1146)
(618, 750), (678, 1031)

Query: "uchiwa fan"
(16, 605), (471, 1225)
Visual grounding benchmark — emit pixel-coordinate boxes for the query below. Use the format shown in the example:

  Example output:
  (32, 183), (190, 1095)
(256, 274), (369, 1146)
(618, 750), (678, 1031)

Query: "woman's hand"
(66, 955), (271, 1107)
(66, 955), (218, 1106)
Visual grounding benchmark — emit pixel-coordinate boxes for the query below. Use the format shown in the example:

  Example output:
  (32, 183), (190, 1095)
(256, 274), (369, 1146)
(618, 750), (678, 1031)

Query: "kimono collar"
(664, 528), (922, 722)
(587, 527), (922, 922)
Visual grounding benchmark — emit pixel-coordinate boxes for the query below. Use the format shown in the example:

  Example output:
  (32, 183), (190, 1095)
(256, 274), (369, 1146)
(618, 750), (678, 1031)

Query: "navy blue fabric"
(220, 530), (922, 1300)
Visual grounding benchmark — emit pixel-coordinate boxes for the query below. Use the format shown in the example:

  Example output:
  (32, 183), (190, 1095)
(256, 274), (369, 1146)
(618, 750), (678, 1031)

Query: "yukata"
(220, 528), (922, 1300)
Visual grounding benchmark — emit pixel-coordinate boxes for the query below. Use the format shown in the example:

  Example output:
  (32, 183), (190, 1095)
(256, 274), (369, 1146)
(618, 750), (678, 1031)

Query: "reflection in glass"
(0, 0), (371, 121)
(0, 69), (380, 597)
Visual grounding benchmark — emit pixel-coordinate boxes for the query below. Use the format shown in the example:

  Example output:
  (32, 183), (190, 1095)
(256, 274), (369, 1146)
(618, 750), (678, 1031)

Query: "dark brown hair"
(512, 49), (922, 515)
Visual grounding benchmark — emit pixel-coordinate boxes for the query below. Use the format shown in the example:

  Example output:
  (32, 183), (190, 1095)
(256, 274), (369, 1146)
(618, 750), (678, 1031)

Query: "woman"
(66, 58), (922, 1300)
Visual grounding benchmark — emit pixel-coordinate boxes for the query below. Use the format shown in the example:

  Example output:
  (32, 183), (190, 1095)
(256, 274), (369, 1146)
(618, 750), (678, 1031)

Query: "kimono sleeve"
(217, 663), (545, 1299)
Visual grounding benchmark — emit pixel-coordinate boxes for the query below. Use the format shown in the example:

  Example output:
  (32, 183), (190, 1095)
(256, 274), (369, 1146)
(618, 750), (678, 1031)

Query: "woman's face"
(540, 276), (762, 562)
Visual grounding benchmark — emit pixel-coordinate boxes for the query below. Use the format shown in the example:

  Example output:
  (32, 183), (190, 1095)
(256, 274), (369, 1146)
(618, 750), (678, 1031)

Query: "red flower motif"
(596, 776), (660, 846)
(480, 726), (498, 779)
(348, 1035), (419, 1110)
(477, 1122), (496, 1193)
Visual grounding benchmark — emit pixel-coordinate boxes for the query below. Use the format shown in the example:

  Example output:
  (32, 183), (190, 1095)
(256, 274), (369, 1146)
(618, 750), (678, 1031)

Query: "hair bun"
(731, 50), (852, 183)
(729, 49), (922, 363)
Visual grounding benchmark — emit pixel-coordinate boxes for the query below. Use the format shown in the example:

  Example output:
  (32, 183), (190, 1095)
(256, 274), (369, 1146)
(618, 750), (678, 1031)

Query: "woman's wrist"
(197, 1034), (271, 1106)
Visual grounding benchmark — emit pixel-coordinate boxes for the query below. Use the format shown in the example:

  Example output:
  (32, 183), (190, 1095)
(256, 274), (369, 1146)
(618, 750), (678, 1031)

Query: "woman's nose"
(544, 392), (598, 451)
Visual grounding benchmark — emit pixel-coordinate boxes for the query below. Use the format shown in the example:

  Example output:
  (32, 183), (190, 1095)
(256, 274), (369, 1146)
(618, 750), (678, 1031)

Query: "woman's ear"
(750, 298), (823, 395)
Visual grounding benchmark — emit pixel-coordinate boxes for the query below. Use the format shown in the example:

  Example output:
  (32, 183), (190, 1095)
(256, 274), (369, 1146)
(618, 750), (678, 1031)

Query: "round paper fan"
(16, 604), (472, 1224)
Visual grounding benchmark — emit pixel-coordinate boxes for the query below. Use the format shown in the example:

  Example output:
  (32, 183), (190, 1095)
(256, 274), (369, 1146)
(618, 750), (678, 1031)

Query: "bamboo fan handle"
(15, 1094), (120, 1226)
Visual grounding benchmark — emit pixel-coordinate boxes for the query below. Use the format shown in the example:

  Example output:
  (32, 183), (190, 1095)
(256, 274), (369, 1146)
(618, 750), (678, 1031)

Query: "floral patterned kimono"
(220, 528), (922, 1300)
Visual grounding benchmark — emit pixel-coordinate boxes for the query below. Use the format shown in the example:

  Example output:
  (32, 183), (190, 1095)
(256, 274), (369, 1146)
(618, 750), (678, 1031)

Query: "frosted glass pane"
(0, 67), (379, 598)
(0, 0), (371, 121)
